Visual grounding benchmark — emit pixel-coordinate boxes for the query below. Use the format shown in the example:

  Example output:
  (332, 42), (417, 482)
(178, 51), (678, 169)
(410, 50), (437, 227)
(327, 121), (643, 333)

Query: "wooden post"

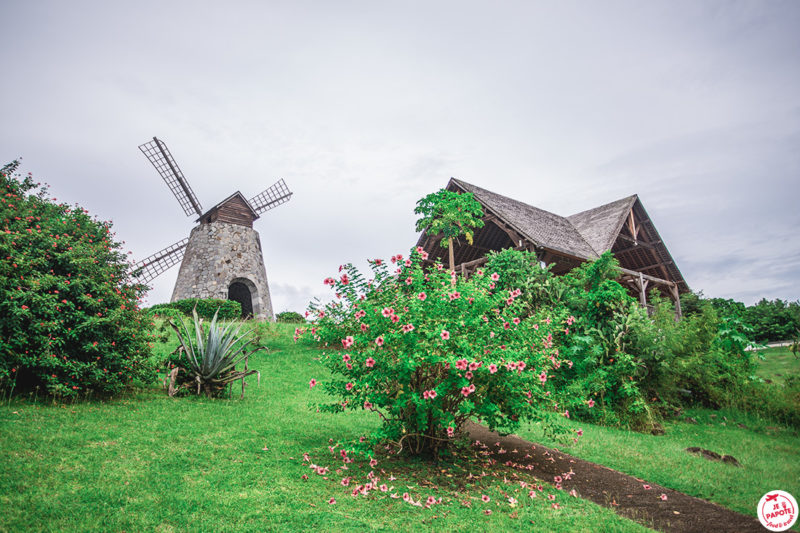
(671, 284), (682, 320)
(638, 272), (648, 307)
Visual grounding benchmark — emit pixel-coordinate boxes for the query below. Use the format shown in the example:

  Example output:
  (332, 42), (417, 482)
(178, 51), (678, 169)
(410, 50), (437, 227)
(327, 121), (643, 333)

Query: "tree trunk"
(448, 237), (455, 272)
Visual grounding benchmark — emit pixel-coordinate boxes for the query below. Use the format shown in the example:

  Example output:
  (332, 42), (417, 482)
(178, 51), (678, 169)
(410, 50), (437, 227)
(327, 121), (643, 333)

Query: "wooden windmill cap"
(196, 191), (260, 227)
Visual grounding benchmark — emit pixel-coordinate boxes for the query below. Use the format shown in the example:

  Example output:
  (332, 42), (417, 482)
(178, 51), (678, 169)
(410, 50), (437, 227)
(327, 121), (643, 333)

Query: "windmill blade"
(131, 238), (189, 284)
(139, 137), (203, 216)
(249, 179), (293, 215)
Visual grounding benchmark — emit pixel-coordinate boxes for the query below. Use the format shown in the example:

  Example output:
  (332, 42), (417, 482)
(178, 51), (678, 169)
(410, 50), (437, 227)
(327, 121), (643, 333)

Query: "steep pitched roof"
(450, 179), (599, 259)
(441, 178), (687, 291)
(567, 195), (637, 254)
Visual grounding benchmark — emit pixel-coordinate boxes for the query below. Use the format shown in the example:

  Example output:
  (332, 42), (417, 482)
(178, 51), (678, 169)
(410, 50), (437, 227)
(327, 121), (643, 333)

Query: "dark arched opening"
(228, 281), (253, 318)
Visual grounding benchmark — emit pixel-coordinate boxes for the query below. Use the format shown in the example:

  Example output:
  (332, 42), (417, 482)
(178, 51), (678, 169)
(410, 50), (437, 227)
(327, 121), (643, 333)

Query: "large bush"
(0, 162), (155, 397)
(303, 249), (577, 457)
(484, 249), (764, 430)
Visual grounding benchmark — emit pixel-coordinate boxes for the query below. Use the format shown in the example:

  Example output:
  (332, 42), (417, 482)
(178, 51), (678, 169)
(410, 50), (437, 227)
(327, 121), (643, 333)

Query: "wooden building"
(416, 179), (689, 315)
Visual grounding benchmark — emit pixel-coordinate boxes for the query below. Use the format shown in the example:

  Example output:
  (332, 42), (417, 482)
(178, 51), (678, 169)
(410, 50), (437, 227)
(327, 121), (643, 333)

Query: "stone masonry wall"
(171, 221), (274, 320)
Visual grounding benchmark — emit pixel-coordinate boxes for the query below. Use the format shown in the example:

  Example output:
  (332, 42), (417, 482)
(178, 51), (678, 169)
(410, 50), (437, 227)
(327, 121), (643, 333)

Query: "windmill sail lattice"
(132, 238), (188, 284)
(138, 137), (203, 216)
(249, 179), (293, 215)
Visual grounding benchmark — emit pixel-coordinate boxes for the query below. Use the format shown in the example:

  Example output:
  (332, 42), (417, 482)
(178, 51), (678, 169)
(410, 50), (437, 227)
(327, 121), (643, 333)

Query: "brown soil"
(464, 421), (764, 533)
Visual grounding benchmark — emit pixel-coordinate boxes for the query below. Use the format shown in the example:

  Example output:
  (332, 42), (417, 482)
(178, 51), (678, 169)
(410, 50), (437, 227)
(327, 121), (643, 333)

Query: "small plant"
(168, 307), (263, 398)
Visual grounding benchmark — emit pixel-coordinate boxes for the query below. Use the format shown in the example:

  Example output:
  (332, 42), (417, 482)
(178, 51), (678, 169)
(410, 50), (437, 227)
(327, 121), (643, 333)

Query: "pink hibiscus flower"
(309, 379), (317, 388)
(366, 357), (376, 367)
(488, 363), (498, 374)
(441, 330), (450, 340)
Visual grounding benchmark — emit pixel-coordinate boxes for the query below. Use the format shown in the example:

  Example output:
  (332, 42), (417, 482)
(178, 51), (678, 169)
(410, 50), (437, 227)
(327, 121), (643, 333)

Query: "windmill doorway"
(228, 278), (256, 318)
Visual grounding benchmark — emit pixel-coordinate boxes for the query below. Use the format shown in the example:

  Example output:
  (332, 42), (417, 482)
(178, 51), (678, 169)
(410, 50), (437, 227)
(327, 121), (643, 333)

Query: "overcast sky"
(2, 1), (798, 313)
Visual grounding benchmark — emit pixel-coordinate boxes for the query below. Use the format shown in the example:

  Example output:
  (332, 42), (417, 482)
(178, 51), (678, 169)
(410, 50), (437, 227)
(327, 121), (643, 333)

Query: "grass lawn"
(0, 322), (649, 533)
(754, 345), (800, 385)
(517, 405), (800, 522)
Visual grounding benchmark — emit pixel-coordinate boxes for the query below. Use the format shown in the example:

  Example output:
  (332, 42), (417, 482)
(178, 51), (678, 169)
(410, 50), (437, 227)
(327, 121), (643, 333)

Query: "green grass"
(754, 345), (800, 385)
(517, 407), (800, 521)
(0, 323), (648, 533)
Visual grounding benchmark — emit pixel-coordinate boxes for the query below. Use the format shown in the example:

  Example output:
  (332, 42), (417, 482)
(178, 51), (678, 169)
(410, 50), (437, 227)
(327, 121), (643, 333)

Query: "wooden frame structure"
(416, 179), (689, 316)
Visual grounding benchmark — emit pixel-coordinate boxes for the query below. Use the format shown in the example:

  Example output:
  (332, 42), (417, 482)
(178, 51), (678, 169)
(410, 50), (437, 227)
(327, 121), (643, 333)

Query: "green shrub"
(484, 250), (660, 430)
(483, 249), (780, 430)
(0, 161), (156, 397)
(744, 298), (800, 343)
(145, 306), (184, 322)
(275, 311), (305, 323)
(148, 298), (241, 320)
(303, 248), (574, 457)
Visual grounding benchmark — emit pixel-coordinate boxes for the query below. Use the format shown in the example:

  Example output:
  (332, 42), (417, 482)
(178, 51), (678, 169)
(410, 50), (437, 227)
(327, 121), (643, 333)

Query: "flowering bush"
(0, 162), (156, 397)
(303, 248), (576, 456)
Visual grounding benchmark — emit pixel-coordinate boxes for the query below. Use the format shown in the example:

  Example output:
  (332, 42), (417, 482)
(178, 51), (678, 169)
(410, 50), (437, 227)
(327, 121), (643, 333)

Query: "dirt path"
(464, 422), (764, 532)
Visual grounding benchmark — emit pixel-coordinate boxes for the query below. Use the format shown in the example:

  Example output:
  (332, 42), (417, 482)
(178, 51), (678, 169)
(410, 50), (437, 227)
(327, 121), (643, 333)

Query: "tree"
(414, 189), (484, 272)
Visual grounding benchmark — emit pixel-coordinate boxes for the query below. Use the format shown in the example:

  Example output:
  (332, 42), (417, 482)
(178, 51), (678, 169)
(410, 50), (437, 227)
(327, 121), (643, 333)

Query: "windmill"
(132, 136), (292, 319)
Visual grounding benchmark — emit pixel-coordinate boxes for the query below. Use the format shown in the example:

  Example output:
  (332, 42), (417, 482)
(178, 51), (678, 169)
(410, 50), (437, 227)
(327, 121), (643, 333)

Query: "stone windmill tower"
(133, 137), (292, 319)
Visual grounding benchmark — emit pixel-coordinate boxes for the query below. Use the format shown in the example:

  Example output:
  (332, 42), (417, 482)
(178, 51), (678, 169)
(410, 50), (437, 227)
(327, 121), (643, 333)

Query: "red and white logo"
(758, 491), (797, 532)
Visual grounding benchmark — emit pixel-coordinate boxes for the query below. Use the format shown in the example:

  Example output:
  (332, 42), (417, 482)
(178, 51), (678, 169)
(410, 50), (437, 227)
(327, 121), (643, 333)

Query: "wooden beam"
(616, 233), (658, 247)
(484, 215), (525, 246)
(617, 266), (675, 287)
(613, 240), (661, 254)
(637, 260), (674, 272)
(627, 209), (639, 239)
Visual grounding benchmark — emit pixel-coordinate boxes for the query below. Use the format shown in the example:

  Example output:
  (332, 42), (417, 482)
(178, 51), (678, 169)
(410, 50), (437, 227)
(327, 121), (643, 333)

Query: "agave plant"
(167, 307), (263, 398)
